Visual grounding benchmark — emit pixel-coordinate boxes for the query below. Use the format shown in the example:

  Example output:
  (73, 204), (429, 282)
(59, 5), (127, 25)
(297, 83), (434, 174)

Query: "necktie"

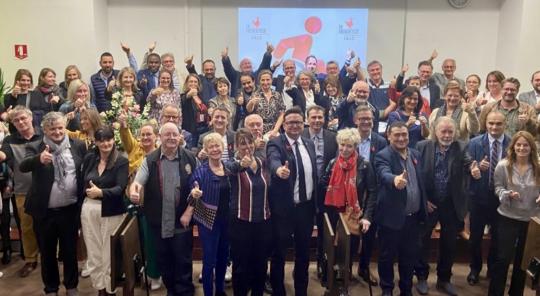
(294, 141), (308, 202)
(489, 140), (499, 187)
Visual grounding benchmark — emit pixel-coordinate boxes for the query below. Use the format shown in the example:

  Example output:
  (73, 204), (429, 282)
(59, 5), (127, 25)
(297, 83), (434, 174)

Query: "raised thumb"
(193, 181), (199, 190)
(44, 145), (50, 153)
(89, 180), (95, 187)
(471, 160), (478, 168)
(401, 169), (408, 178)
(284, 160), (289, 168)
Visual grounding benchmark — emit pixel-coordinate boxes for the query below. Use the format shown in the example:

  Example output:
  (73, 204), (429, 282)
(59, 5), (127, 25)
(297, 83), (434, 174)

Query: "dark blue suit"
(468, 133), (510, 276)
(374, 146), (427, 295)
(336, 100), (380, 132)
(266, 133), (318, 296)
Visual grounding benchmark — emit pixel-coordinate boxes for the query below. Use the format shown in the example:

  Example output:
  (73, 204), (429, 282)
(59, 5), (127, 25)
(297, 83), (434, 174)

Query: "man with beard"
(185, 56), (217, 103)
(336, 81), (380, 131)
(374, 121), (427, 296)
(90, 52), (119, 112)
(479, 77), (536, 136)
(518, 70), (540, 113)
(413, 116), (480, 296)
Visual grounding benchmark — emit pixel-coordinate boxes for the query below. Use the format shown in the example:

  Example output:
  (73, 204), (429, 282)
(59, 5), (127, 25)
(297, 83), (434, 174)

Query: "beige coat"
(428, 107), (480, 142)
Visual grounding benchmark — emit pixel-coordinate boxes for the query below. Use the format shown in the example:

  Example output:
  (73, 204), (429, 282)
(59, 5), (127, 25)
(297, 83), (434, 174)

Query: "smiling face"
(298, 73), (311, 90)
(147, 55), (161, 73)
(80, 113), (91, 132)
(160, 123), (180, 150)
(388, 126), (409, 151)
(404, 92), (419, 112)
(161, 56), (175, 71)
(466, 75), (480, 92)
(186, 76), (199, 91)
(139, 125), (157, 149)
(513, 136), (531, 159)
(326, 62), (339, 76)
(307, 109), (324, 133)
(502, 81), (518, 102)
(239, 58), (253, 73)
(487, 74), (502, 93)
(418, 65), (433, 83)
(44, 119), (66, 144)
(18, 74), (32, 92)
(120, 72), (135, 89)
(354, 110), (373, 134)
(445, 88), (462, 109)
(75, 84), (90, 101)
(43, 71), (56, 87)
(532, 72), (540, 93)
(435, 120), (455, 147)
(96, 137), (115, 154)
(486, 112), (505, 138)
(259, 73), (272, 92)
(202, 61), (216, 79)
(367, 63), (382, 82)
(241, 75), (255, 93)
(442, 59), (456, 77)
(159, 72), (172, 89)
(283, 113), (304, 139)
(100, 56), (114, 74)
(66, 69), (80, 82)
(305, 56), (317, 72)
(211, 109), (229, 131)
(283, 60), (296, 77)
(11, 111), (33, 134)
(205, 139), (224, 161)
(217, 81), (229, 97)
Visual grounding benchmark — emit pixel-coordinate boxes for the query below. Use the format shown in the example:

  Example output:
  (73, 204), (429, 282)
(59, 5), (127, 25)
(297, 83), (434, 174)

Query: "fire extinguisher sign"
(14, 44), (28, 60)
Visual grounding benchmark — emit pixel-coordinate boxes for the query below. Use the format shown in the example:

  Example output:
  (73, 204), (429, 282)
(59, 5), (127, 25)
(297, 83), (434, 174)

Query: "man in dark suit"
(354, 105), (387, 285)
(413, 116), (480, 295)
(302, 105), (338, 279)
(185, 56), (217, 103)
(374, 121), (427, 296)
(467, 110), (510, 285)
(19, 112), (86, 296)
(137, 53), (161, 105)
(337, 80), (380, 131)
(518, 70), (540, 113)
(267, 107), (318, 296)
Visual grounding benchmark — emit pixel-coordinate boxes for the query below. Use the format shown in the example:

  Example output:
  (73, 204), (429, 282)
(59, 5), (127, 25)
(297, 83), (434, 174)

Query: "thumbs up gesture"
(129, 182), (142, 204)
(184, 54), (194, 65)
(12, 81), (21, 96)
(479, 156), (490, 172)
(191, 181), (203, 199)
(86, 180), (103, 199)
(276, 160), (290, 179)
(40, 145), (53, 165)
(240, 154), (252, 168)
(394, 169), (408, 190)
(470, 160), (481, 180)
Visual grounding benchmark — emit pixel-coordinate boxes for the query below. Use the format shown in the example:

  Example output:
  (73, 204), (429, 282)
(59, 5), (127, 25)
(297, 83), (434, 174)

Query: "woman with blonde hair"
(428, 80), (479, 142)
(105, 67), (144, 108)
(60, 79), (96, 131)
(59, 65), (82, 99)
(489, 131), (540, 296)
(185, 132), (230, 296)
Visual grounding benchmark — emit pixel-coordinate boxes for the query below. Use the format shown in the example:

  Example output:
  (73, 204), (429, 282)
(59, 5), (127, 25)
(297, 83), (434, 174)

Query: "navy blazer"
(468, 133), (510, 205)
(19, 138), (87, 220)
(286, 86), (330, 121)
(415, 140), (473, 221)
(266, 134), (318, 216)
(137, 68), (159, 104)
(222, 52), (272, 97)
(336, 100), (380, 132)
(374, 146), (427, 230)
(368, 132), (388, 166)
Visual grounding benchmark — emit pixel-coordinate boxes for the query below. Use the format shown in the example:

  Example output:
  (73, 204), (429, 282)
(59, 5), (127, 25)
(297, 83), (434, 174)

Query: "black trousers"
(270, 202), (314, 296)
(359, 222), (377, 272)
(33, 204), (79, 294)
(229, 217), (272, 296)
(150, 227), (194, 296)
(415, 197), (460, 282)
(469, 197), (500, 275)
(378, 215), (421, 296)
(488, 214), (529, 296)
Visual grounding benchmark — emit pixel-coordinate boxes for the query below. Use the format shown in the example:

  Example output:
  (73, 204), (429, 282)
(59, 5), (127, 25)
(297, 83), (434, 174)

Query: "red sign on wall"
(14, 44), (28, 60)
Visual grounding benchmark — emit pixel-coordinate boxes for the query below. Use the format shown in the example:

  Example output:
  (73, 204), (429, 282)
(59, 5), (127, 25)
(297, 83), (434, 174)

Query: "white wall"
(1, 0), (537, 93)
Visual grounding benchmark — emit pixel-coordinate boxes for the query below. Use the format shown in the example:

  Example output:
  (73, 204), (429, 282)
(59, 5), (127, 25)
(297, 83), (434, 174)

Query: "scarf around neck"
(43, 136), (71, 190)
(325, 151), (359, 211)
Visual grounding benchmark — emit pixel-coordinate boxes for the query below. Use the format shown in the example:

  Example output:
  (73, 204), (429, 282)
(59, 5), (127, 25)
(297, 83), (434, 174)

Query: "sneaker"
(225, 265), (232, 283)
(150, 277), (162, 290)
(80, 261), (91, 278)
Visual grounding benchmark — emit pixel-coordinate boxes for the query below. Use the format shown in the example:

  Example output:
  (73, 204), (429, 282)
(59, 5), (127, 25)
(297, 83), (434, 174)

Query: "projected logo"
(245, 16), (267, 40)
(239, 8), (368, 75)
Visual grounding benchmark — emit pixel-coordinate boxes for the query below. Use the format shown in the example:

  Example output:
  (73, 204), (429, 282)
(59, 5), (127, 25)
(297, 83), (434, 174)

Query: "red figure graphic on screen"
(252, 17), (260, 28)
(274, 16), (326, 73)
(345, 18), (353, 28)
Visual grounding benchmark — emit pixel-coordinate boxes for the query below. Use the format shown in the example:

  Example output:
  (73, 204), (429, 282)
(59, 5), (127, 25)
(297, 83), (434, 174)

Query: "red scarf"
(325, 151), (359, 211)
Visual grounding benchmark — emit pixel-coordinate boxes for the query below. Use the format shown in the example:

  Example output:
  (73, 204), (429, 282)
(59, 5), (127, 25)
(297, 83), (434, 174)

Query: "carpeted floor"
(0, 255), (536, 295)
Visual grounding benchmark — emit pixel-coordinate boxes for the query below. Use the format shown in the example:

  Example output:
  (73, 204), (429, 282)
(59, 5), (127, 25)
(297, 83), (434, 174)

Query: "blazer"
(272, 75), (287, 93)
(320, 156), (377, 222)
(415, 139), (473, 221)
(302, 128), (338, 174)
(468, 133), (511, 205)
(137, 68), (159, 103)
(518, 90), (537, 108)
(266, 133), (318, 216)
(367, 132), (388, 166)
(396, 76), (443, 109)
(186, 64), (217, 103)
(336, 100), (380, 132)
(19, 138), (87, 220)
(374, 146), (428, 230)
(222, 52), (272, 96)
(81, 150), (129, 217)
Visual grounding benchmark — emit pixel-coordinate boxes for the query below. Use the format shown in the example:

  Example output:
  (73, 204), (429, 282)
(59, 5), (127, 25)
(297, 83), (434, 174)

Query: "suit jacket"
(266, 133), (318, 216)
(137, 68), (159, 104)
(302, 128), (338, 174)
(336, 100), (380, 132)
(415, 140), (473, 221)
(396, 76), (443, 109)
(468, 133), (510, 205)
(374, 146), (428, 230)
(272, 75), (287, 93)
(222, 52), (272, 96)
(518, 90), (537, 107)
(367, 132), (388, 166)
(19, 138), (87, 220)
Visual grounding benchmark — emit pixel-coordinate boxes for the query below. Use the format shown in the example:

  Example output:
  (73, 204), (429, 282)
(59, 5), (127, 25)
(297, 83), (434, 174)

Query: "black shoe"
(215, 291), (227, 296)
(436, 280), (458, 296)
(467, 271), (479, 285)
(381, 289), (393, 296)
(357, 269), (378, 286)
(264, 278), (273, 294)
(2, 249), (11, 265)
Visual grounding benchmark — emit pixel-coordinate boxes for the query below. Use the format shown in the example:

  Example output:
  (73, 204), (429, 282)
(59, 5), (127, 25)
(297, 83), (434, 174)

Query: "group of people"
(0, 42), (539, 296)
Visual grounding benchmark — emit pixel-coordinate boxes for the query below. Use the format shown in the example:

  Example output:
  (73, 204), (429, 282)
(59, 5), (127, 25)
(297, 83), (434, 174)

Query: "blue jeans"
(198, 218), (229, 296)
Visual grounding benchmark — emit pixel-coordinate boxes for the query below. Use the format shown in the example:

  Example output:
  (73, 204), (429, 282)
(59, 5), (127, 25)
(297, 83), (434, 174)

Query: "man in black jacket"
(413, 116), (480, 296)
(130, 122), (198, 296)
(19, 112), (86, 296)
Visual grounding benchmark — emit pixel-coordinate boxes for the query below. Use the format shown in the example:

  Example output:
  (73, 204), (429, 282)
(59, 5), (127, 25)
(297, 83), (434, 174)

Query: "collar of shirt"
(488, 134), (504, 145)
(368, 79), (386, 88)
(285, 134), (303, 147)
(360, 132), (372, 144)
(160, 149), (180, 160)
(309, 129), (324, 140)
